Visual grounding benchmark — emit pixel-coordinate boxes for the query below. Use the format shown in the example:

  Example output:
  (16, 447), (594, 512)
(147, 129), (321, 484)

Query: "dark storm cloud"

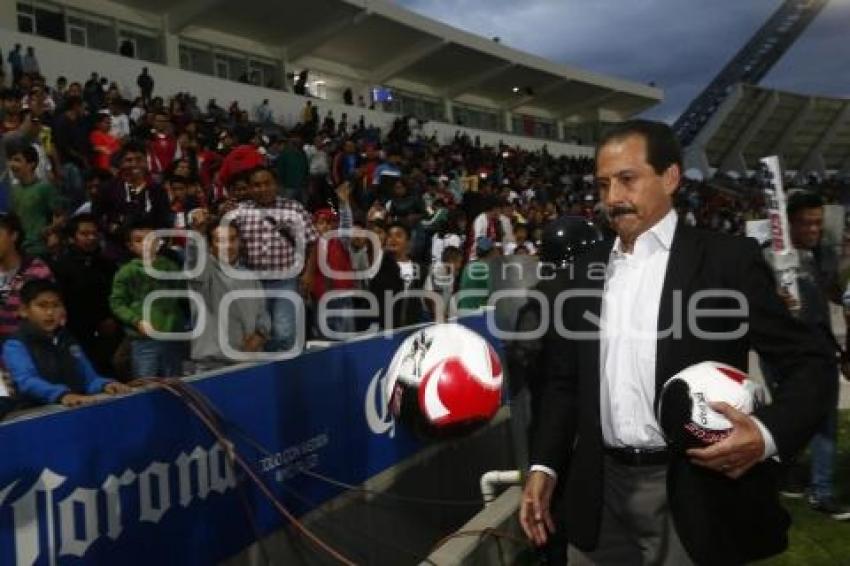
(394, 0), (847, 123)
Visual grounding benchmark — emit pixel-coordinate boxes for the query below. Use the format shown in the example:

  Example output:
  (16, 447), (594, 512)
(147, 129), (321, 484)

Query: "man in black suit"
(519, 120), (833, 565)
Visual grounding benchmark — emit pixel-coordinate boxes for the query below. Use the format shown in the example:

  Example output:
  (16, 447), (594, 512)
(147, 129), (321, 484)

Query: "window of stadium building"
(512, 115), (558, 140)
(180, 44), (214, 76)
(66, 14), (117, 53)
(16, 2), (161, 62)
(454, 105), (501, 132)
(117, 29), (161, 63)
(16, 1), (65, 42)
(384, 91), (445, 122)
(179, 41), (279, 88)
(250, 61), (280, 90)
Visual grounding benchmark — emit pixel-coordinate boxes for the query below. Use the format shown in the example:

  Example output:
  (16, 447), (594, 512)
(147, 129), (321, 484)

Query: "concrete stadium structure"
(684, 83), (850, 181)
(1, 0), (662, 153)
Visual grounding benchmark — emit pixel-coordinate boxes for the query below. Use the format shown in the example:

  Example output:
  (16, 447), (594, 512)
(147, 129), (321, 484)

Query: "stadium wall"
(0, 28), (595, 157)
(0, 313), (522, 565)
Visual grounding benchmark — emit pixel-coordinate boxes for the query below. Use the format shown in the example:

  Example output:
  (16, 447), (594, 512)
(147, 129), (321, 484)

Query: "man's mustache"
(607, 205), (638, 219)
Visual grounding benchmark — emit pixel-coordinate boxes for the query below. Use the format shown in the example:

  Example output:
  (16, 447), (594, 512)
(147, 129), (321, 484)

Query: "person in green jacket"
(110, 219), (185, 378)
(6, 143), (63, 258)
(275, 135), (308, 202)
(458, 236), (499, 311)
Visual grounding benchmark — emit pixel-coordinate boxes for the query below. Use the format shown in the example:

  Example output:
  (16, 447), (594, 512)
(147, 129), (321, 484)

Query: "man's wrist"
(751, 416), (778, 461)
(529, 464), (557, 481)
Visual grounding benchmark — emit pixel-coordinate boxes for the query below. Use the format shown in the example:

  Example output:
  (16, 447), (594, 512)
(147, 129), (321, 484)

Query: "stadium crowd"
(0, 46), (848, 409)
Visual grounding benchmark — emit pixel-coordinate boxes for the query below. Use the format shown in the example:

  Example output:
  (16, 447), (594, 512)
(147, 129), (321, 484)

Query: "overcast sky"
(393, 0), (850, 123)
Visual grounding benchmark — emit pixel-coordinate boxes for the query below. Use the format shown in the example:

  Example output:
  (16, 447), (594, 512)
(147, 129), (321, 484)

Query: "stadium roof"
(684, 83), (850, 178)
(113, 0), (662, 120)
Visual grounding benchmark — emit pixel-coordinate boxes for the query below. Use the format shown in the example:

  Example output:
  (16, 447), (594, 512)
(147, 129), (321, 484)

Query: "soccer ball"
(385, 323), (503, 437)
(656, 361), (764, 450)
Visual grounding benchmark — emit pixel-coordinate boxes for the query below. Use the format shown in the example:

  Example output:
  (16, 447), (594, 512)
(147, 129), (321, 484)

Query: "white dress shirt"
(532, 208), (775, 478)
(599, 208), (677, 448)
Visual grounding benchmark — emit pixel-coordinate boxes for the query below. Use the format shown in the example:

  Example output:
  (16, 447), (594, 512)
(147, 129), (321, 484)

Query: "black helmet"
(538, 216), (603, 269)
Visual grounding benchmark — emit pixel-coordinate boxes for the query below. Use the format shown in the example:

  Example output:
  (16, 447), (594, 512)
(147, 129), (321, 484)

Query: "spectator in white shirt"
(109, 99), (131, 140)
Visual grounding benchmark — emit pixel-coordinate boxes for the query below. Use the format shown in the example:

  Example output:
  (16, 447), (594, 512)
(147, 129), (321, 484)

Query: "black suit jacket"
(531, 221), (834, 565)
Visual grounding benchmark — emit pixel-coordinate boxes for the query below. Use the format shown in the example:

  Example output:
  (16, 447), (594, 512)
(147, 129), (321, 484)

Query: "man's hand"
(242, 332), (266, 353)
(519, 471), (556, 546)
(103, 382), (133, 395)
(687, 402), (765, 479)
(218, 199), (238, 215)
(189, 207), (211, 231)
(137, 320), (155, 337)
(61, 393), (96, 407)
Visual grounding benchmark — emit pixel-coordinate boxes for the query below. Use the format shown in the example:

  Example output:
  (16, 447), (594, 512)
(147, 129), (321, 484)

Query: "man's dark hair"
(119, 140), (147, 161)
(482, 196), (500, 212)
(63, 95), (83, 112)
(123, 218), (158, 243)
(387, 221), (411, 240)
(5, 142), (38, 165)
(166, 173), (190, 186)
(85, 168), (114, 183)
(65, 213), (99, 240)
(0, 213), (25, 252)
(441, 245), (463, 263)
(206, 220), (240, 242)
(787, 189), (824, 219)
(229, 169), (252, 187)
(596, 119), (683, 176)
(246, 165), (277, 182)
(20, 279), (62, 306)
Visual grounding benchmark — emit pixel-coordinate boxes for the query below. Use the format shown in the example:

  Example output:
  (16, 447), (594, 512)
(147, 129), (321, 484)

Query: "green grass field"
(758, 409), (850, 566)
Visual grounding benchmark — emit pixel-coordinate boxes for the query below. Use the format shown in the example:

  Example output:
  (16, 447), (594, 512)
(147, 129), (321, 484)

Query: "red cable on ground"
(147, 378), (358, 566)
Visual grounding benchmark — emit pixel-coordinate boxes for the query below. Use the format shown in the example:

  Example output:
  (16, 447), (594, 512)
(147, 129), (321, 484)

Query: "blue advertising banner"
(0, 315), (500, 565)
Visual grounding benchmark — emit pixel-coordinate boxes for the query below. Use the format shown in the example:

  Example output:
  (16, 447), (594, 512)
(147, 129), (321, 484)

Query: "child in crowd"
(109, 219), (185, 378)
(2, 279), (132, 407)
(424, 245), (464, 321)
(310, 182), (356, 336)
(503, 223), (536, 255)
(53, 213), (122, 377)
(187, 211), (269, 369)
(458, 236), (498, 311)
(0, 213), (54, 342)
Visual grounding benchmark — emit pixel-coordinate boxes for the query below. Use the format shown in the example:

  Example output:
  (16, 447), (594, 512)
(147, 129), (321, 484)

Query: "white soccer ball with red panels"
(385, 323), (503, 436)
(657, 361), (765, 450)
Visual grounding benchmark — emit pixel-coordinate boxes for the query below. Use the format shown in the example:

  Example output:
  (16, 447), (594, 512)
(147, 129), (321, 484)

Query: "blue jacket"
(2, 323), (112, 405)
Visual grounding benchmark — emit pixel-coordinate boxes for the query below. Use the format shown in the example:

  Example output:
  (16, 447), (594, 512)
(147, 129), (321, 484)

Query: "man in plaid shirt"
(229, 166), (318, 352)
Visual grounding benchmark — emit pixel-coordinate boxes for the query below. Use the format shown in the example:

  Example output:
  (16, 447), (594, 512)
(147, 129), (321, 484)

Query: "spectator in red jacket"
(89, 112), (120, 173)
(310, 182), (357, 338)
(147, 109), (177, 182)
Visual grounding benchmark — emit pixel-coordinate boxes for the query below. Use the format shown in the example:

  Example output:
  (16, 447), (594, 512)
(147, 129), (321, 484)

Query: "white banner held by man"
(759, 155), (800, 312)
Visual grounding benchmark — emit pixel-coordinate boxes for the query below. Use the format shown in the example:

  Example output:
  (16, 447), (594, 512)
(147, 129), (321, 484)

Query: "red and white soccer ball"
(657, 361), (766, 450)
(385, 323), (503, 436)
